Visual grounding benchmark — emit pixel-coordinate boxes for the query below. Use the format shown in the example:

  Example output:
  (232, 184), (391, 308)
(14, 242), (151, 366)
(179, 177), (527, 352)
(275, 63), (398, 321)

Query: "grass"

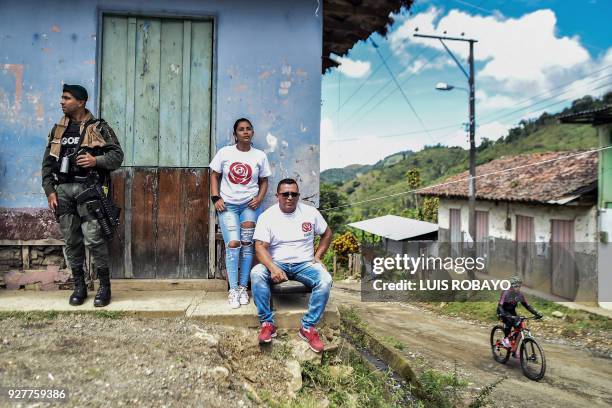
(338, 306), (470, 408)
(430, 290), (612, 335)
(260, 351), (413, 408)
(381, 335), (406, 351)
(295, 353), (414, 408)
(0, 310), (126, 321)
(419, 366), (468, 408)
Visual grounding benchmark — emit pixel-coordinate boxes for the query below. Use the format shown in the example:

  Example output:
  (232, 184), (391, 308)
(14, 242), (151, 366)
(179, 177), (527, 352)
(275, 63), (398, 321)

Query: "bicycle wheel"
(520, 338), (546, 381)
(490, 325), (510, 363)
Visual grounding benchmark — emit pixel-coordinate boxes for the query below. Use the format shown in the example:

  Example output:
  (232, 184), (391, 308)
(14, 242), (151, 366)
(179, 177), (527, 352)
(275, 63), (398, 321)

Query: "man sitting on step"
(251, 178), (333, 353)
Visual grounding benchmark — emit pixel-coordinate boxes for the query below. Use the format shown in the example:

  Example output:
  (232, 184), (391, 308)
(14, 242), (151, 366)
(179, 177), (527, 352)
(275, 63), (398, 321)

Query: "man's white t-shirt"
(209, 145), (272, 205)
(253, 202), (328, 263)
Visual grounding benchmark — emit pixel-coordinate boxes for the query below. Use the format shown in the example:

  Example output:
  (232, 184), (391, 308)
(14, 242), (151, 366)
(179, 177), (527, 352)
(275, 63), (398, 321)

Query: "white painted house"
(419, 151), (598, 301)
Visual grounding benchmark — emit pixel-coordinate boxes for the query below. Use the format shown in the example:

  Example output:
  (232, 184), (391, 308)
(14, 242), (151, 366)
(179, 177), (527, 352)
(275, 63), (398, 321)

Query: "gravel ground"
(0, 314), (299, 407)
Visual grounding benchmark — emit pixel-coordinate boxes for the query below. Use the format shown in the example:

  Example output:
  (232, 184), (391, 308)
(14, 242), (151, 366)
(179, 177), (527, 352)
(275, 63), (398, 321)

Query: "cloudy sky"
(320, 0), (612, 170)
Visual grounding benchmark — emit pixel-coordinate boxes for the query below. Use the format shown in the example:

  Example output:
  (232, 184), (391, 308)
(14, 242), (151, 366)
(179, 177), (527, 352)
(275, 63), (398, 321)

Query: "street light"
(435, 82), (468, 93)
(416, 32), (478, 252)
(435, 82), (454, 91)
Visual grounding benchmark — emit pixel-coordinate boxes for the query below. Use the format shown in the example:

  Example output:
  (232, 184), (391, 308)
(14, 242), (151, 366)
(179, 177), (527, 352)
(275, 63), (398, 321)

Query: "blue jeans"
(250, 261), (333, 329)
(218, 202), (262, 289)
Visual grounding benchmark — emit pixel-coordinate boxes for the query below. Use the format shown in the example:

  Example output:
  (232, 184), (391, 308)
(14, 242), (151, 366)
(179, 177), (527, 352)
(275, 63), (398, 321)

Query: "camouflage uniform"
(41, 110), (123, 305)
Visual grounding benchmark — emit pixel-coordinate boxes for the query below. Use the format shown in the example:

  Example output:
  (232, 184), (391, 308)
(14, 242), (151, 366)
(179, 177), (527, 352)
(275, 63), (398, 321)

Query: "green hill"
(321, 93), (609, 223)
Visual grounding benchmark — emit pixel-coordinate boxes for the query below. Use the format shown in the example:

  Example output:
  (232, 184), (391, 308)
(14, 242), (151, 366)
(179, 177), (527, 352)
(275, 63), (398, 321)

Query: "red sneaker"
(258, 322), (277, 344)
(298, 326), (325, 353)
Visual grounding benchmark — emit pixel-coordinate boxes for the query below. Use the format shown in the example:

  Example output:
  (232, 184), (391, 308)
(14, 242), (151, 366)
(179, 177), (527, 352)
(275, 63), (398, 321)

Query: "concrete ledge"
(106, 279), (228, 292)
(0, 289), (340, 329)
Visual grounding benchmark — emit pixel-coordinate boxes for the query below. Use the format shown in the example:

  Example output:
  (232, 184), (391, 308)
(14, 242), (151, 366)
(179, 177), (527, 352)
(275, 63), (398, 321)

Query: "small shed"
(349, 214), (438, 255)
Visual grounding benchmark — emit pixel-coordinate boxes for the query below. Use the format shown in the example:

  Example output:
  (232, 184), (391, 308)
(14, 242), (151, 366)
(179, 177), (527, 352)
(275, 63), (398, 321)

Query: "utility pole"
(415, 33), (478, 247)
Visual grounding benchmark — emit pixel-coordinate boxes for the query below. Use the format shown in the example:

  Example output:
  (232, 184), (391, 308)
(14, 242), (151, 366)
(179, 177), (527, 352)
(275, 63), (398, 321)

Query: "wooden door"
(449, 208), (462, 257)
(475, 210), (489, 262)
(515, 215), (535, 284)
(100, 15), (213, 278)
(551, 219), (576, 299)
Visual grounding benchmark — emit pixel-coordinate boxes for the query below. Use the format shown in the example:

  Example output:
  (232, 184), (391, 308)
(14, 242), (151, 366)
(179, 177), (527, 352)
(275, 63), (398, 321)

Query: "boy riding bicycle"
(497, 276), (543, 352)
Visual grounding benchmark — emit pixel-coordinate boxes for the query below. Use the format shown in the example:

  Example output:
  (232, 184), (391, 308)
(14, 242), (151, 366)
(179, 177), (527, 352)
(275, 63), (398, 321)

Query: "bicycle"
(490, 316), (546, 381)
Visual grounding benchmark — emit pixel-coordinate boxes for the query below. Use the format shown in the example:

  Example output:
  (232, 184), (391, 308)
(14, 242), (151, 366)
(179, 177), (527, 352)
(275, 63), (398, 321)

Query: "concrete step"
(0, 289), (340, 329)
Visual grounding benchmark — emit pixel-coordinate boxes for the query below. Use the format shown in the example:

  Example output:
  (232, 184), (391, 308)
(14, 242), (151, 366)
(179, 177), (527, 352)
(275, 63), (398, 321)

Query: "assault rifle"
(75, 169), (120, 241)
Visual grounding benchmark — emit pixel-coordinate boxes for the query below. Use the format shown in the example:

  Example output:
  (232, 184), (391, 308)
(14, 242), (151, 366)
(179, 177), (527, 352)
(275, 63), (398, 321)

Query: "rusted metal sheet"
(551, 219), (576, 299)
(108, 168), (209, 278)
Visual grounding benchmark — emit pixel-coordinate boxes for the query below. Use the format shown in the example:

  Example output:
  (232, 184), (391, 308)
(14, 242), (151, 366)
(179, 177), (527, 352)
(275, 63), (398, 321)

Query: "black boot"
(69, 266), (88, 306)
(94, 267), (111, 307)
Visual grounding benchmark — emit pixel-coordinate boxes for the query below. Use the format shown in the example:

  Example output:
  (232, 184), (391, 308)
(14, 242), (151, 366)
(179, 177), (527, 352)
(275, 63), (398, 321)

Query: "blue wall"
(0, 0), (322, 208)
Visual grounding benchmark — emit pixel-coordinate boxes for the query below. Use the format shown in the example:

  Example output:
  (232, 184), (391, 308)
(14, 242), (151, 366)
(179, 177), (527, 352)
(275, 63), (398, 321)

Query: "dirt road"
(333, 287), (612, 408)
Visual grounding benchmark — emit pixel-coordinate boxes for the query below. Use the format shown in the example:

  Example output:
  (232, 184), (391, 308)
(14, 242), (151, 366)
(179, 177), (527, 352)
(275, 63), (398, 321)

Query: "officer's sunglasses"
(280, 192), (300, 198)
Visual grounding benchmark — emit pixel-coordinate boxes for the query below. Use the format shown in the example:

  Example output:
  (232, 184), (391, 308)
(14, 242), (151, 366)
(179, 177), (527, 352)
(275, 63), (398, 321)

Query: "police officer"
(41, 84), (123, 307)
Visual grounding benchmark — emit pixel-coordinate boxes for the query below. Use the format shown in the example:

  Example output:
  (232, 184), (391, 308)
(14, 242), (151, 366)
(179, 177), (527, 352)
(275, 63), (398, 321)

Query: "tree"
(421, 197), (439, 223)
(407, 168), (421, 214)
(320, 183), (349, 233)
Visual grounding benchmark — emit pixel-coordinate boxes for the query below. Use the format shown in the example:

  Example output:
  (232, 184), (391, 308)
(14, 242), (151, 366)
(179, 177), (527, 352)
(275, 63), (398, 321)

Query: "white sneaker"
(238, 286), (249, 305)
(228, 289), (240, 309)
(501, 337), (511, 348)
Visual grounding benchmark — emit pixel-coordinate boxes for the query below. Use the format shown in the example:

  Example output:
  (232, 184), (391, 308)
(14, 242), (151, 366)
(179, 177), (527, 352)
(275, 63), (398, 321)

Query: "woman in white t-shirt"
(210, 118), (272, 309)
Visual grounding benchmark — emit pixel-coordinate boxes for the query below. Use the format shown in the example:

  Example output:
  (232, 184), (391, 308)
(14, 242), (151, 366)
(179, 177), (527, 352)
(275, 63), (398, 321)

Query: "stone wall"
(0, 245), (66, 289)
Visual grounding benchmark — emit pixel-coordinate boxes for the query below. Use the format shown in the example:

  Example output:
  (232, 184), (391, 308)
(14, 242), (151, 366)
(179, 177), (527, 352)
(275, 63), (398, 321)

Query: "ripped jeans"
(217, 202), (262, 290)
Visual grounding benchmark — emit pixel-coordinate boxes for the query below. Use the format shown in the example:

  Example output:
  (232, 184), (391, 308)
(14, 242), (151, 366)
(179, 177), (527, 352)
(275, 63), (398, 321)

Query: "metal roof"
(348, 215), (438, 241)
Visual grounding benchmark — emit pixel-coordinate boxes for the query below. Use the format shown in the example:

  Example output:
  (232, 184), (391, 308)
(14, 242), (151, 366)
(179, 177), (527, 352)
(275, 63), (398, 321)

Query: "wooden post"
(354, 254), (363, 278)
(333, 254), (337, 277)
(21, 246), (30, 270)
(348, 254), (353, 276)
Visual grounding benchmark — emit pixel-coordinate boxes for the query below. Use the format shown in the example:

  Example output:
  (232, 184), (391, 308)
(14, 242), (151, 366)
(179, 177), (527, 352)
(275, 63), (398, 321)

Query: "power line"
(435, 80), (611, 145)
(371, 39), (433, 141)
(338, 48), (435, 131)
(328, 123), (462, 143)
(320, 146), (611, 212)
(477, 66), (612, 124)
(336, 36), (421, 111)
(477, 80), (611, 128)
(328, 67), (611, 144)
(339, 50), (444, 134)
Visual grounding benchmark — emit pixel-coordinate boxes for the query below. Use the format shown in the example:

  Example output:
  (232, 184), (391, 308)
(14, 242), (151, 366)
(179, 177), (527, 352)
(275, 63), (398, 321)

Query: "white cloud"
(321, 117), (431, 170)
(477, 90), (521, 110)
(331, 55), (372, 78)
(389, 7), (604, 93)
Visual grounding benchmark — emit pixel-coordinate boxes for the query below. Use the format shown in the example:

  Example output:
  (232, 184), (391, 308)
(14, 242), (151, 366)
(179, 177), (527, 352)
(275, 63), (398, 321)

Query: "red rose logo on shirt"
(228, 162), (252, 185)
(302, 222), (313, 233)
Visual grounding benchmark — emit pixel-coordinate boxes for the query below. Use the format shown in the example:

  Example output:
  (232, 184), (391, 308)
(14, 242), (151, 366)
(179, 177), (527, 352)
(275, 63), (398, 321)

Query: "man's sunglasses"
(279, 192), (300, 198)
